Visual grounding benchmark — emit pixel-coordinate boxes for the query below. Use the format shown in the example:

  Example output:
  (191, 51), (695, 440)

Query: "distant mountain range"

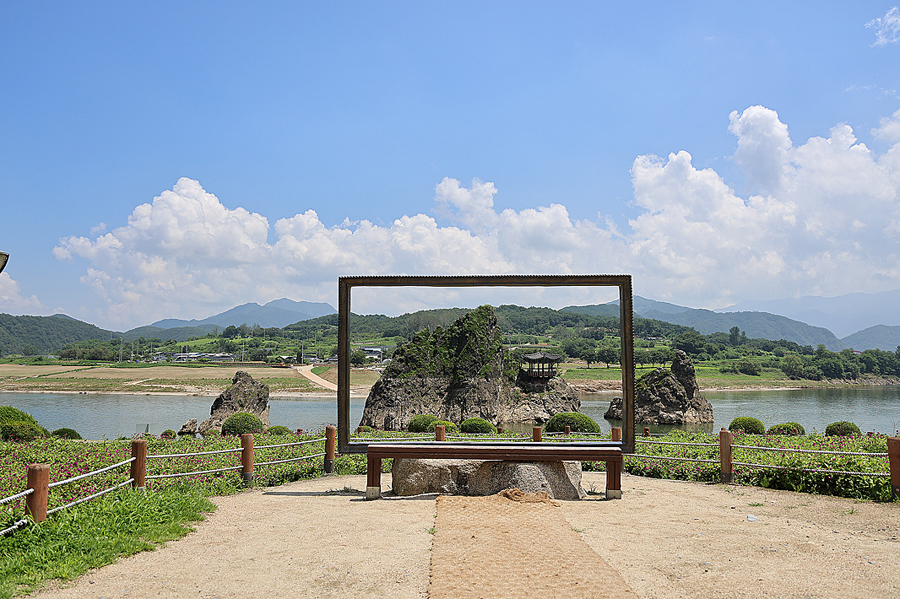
(4, 291), (900, 355)
(718, 289), (900, 339)
(563, 294), (900, 352)
(150, 298), (336, 330)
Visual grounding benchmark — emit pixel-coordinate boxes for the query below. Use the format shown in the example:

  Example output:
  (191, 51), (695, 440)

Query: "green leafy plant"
(0, 421), (47, 442)
(825, 421), (861, 436)
(266, 425), (292, 435)
(407, 414), (439, 433)
(545, 412), (601, 434)
(160, 429), (176, 439)
(52, 427), (83, 440)
(767, 422), (805, 436)
(729, 416), (765, 435)
(221, 412), (265, 436)
(460, 417), (497, 434)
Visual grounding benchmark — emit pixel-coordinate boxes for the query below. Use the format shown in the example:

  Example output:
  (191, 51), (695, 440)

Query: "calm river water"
(2, 386), (899, 440)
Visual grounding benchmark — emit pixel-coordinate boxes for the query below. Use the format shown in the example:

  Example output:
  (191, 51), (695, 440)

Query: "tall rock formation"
(604, 350), (713, 424)
(359, 305), (579, 430)
(198, 370), (271, 434)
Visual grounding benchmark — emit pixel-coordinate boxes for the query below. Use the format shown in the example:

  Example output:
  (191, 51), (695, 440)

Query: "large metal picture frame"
(337, 274), (636, 453)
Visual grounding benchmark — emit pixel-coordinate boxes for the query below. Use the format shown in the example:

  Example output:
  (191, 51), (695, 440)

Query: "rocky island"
(359, 305), (579, 430)
(605, 349), (713, 424)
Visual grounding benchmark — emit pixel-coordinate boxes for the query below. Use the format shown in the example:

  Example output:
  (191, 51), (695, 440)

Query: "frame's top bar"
(339, 274), (631, 288)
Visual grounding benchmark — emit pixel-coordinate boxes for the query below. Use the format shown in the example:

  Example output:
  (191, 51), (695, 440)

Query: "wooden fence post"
(533, 426), (542, 442)
(25, 464), (49, 523)
(324, 426), (336, 474)
(241, 434), (254, 485)
(719, 428), (734, 483)
(611, 427), (622, 443)
(497, 427), (504, 434)
(130, 438), (147, 489)
(888, 437), (900, 500)
(435, 425), (445, 442)
(644, 427), (650, 437)
(564, 425), (571, 436)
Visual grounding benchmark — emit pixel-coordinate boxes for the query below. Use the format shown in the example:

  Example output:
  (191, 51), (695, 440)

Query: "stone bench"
(365, 441), (623, 500)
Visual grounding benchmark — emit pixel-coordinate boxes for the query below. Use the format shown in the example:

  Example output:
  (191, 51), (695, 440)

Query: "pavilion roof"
(521, 351), (563, 363)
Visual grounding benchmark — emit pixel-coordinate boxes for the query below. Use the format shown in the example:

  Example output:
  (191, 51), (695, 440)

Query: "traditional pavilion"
(520, 351), (563, 381)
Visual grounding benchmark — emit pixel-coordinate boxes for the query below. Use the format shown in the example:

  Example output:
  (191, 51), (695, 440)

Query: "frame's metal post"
(620, 277), (635, 453)
(338, 278), (352, 451)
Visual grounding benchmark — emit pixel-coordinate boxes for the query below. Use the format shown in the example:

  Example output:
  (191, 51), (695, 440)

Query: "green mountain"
(564, 296), (842, 350)
(122, 324), (221, 342)
(839, 325), (900, 352)
(0, 314), (115, 356)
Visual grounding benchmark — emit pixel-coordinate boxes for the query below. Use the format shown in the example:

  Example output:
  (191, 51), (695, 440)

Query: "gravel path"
(30, 472), (899, 598)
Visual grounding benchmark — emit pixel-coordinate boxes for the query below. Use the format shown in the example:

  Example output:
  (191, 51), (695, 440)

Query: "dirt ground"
(29, 471), (899, 599)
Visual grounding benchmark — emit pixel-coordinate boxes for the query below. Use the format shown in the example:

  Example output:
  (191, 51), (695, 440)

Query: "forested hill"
(0, 314), (114, 356)
(564, 300), (842, 350)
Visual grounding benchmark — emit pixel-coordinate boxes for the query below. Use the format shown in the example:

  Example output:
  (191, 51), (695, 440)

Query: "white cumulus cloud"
(54, 106), (900, 329)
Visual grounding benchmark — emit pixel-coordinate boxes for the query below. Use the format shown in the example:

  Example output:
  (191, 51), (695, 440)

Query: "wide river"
(2, 386), (899, 440)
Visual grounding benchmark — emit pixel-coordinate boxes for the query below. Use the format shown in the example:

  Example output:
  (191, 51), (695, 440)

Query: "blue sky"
(2, 2), (900, 331)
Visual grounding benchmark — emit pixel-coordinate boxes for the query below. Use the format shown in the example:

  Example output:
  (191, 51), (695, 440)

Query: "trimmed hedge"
(825, 421), (861, 436)
(266, 425), (292, 435)
(545, 412), (601, 434)
(767, 422), (805, 436)
(729, 417), (765, 435)
(407, 414), (439, 433)
(460, 417), (497, 434)
(52, 427), (83, 440)
(428, 420), (458, 434)
(221, 412), (265, 435)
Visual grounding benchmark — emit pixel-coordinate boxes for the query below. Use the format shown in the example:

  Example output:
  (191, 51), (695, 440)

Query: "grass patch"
(0, 487), (215, 598)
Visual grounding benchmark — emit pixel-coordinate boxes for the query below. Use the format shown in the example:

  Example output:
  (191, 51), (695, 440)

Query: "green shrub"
(825, 421), (861, 436)
(160, 429), (176, 439)
(729, 417), (765, 435)
(0, 406), (41, 425)
(767, 422), (805, 436)
(460, 417), (497, 434)
(1, 421), (46, 442)
(407, 414), (439, 433)
(52, 427), (83, 440)
(266, 425), (292, 435)
(221, 412), (265, 435)
(545, 412), (601, 434)
(428, 420), (458, 434)
(355, 425), (375, 434)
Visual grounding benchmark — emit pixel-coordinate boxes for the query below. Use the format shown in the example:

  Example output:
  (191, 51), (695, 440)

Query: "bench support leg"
(606, 459), (622, 499)
(366, 455), (382, 500)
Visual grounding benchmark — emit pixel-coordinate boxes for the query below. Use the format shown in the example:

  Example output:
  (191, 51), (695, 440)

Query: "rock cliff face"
(359, 305), (579, 430)
(198, 371), (271, 434)
(604, 350), (713, 424)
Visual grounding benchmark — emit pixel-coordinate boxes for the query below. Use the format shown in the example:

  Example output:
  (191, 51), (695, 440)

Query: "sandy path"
(294, 365), (337, 391)
(31, 472), (900, 599)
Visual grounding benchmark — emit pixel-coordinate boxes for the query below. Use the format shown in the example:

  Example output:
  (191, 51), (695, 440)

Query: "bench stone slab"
(392, 458), (586, 500)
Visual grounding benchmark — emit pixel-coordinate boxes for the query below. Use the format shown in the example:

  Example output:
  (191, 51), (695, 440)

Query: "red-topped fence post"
(25, 464), (49, 523)
(325, 426), (336, 474)
(241, 434), (254, 485)
(888, 437), (899, 500)
(130, 438), (147, 489)
(533, 426), (542, 442)
(719, 428), (734, 483)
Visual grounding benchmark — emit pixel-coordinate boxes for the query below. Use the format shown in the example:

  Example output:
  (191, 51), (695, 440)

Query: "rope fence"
(633, 429), (900, 492)
(1, 426), (338, 536)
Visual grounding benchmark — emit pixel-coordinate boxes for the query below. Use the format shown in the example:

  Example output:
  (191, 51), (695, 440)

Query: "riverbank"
(4, 363), (898, 396)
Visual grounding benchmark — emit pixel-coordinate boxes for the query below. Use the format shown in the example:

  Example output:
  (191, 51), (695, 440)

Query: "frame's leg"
(606, 458), (623, 499)
(366, 455), (382, 500)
